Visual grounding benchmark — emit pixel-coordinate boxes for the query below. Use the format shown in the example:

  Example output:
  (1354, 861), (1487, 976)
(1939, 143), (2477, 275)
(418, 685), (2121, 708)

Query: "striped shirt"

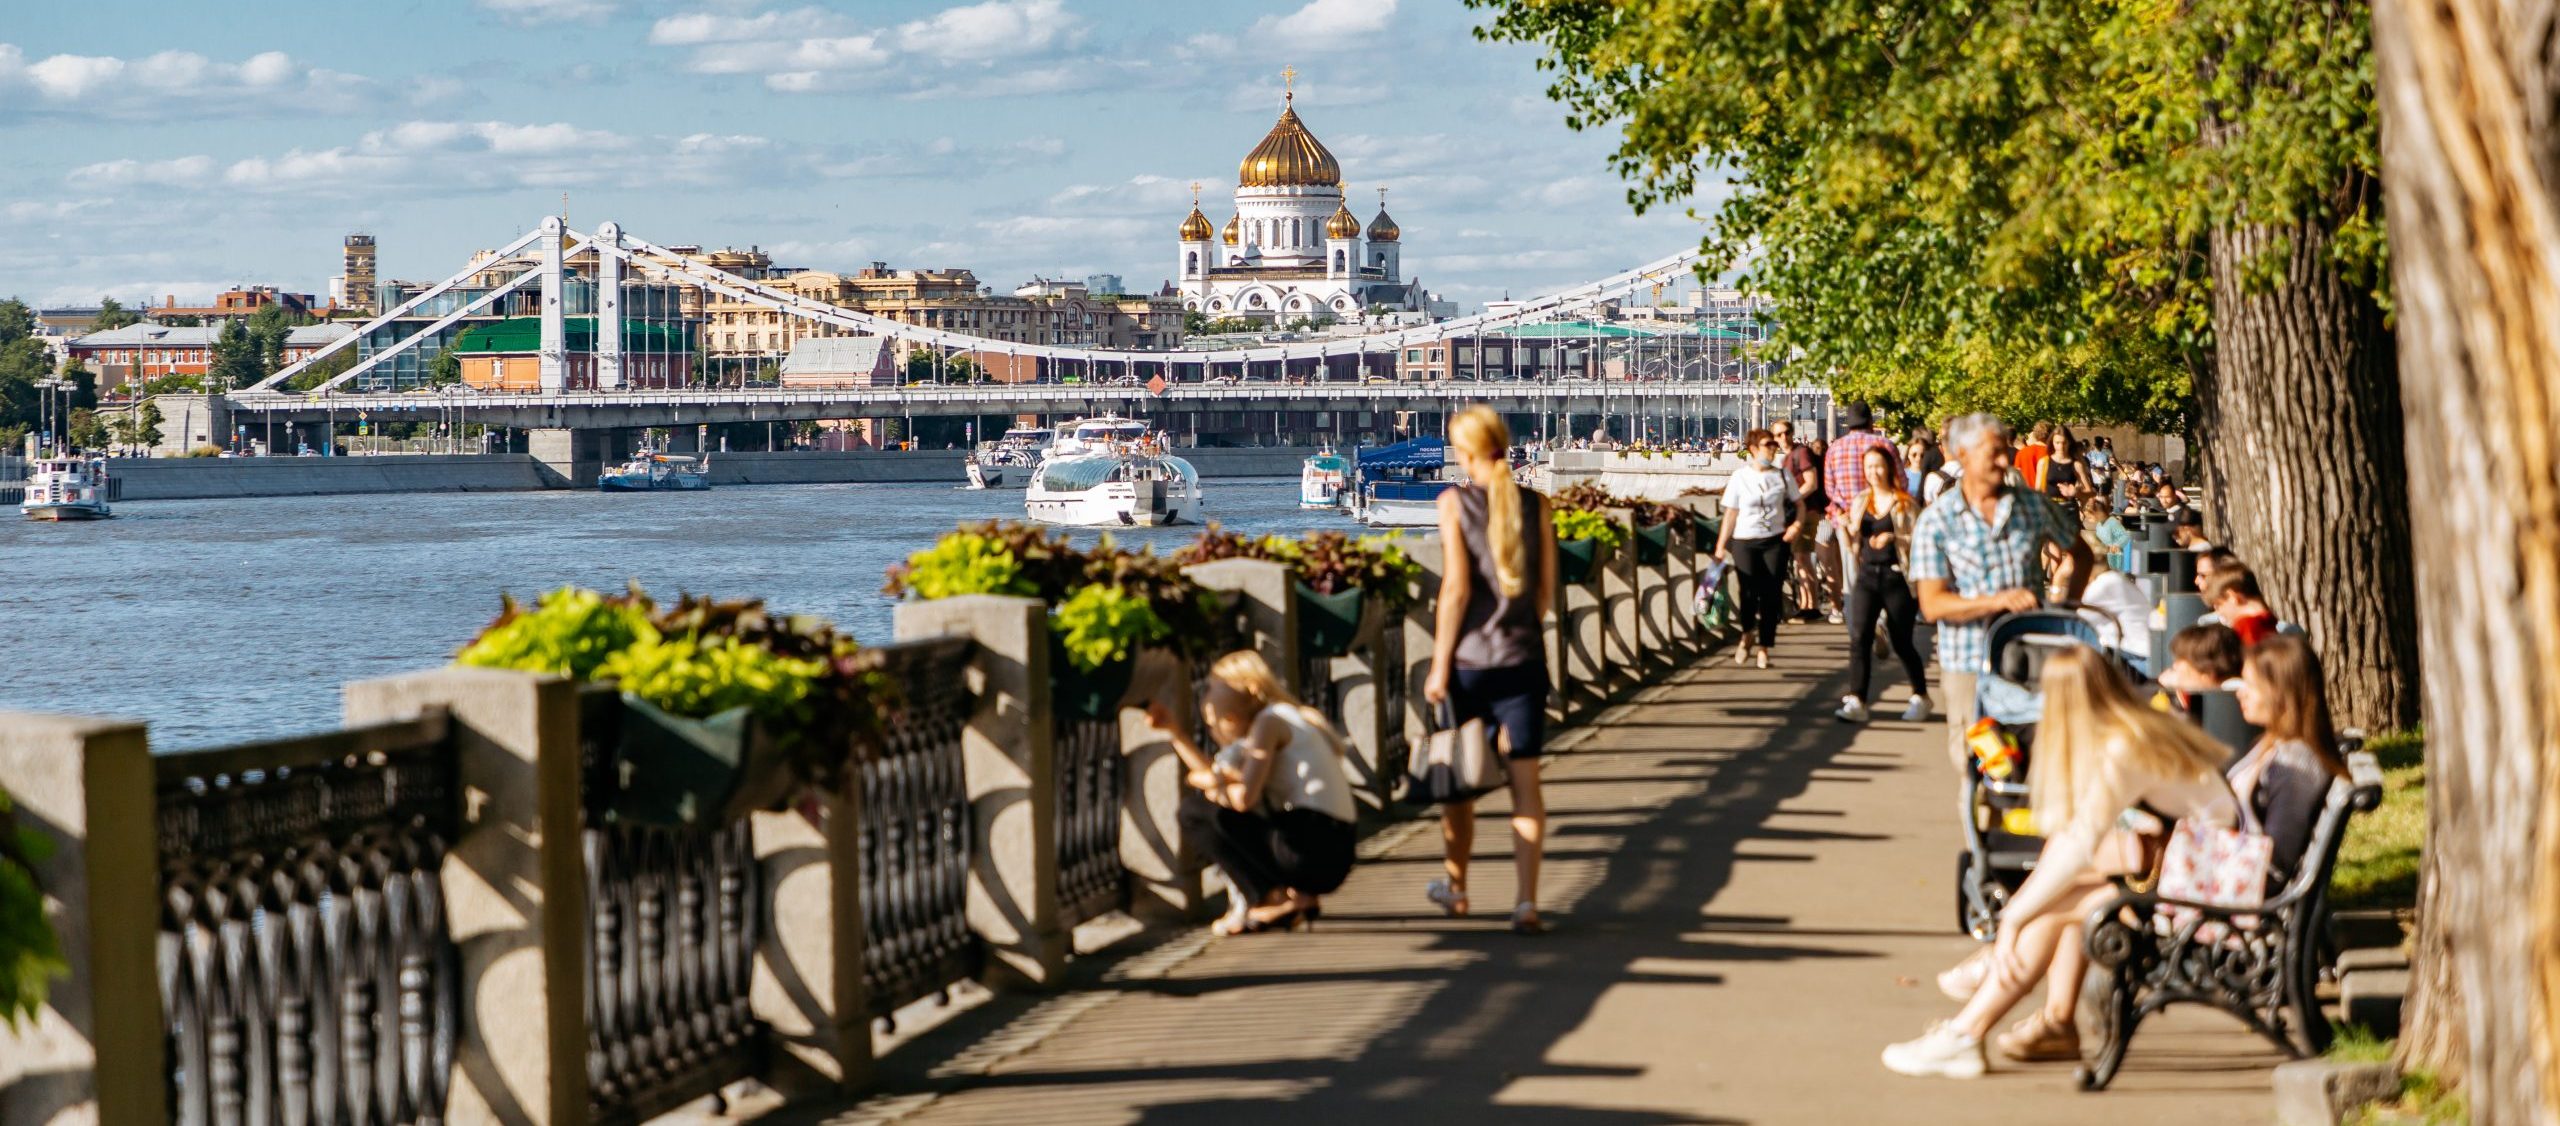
(1823, 429), (1900, 517)
(1909, 484), (2077, 673)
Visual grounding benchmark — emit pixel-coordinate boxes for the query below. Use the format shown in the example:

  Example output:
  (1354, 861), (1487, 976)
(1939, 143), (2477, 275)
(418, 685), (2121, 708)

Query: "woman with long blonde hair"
(1423, 406), (1560, 934)
(1884, 646), (2241, 1078)
(1143, 649), (1358, 935)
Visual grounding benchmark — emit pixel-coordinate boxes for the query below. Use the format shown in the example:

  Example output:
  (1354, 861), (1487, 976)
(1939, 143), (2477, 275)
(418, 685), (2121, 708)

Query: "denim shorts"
(1452, 661), (1551, 760)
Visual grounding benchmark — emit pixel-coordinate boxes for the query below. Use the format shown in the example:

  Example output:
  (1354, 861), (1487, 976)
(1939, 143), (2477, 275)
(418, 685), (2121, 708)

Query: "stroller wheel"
(1957, 851), (2001, 941)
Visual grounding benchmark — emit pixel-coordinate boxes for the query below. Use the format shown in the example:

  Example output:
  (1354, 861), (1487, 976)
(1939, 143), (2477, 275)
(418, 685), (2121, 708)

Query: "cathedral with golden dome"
(1174, 78), (1440, 323)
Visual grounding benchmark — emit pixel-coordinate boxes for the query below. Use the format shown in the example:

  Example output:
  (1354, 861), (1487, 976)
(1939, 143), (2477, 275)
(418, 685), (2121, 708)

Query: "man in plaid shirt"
(1910, 413), (2092, 771)
(1823, 402), (1902, 608)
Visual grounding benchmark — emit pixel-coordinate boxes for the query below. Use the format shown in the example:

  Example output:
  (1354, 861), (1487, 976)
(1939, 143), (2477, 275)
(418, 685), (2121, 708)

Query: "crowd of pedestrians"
(1135, 399), (2342, 1088)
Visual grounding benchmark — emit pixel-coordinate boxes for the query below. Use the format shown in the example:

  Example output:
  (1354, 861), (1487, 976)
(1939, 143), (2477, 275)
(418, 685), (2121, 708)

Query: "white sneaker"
(1827, 608), (1845, 625)
(1835, 696), (1869, 724)
(1882, 1021), (1987, 1079)
(1902, 695), (1932, 722)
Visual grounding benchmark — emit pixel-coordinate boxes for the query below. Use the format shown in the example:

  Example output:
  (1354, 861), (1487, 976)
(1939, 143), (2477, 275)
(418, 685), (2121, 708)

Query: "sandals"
(1510, 904), (1548, 935)
(1425, 878), (1469, 917)
(1214, 902), (1312, 936)
(1994, 1012), (2080, 1063)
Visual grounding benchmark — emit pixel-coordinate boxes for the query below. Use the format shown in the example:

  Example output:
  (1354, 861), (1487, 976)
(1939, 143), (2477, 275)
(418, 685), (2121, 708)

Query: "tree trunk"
(2372, 1), (2560, 1120)
(2201, 207), (2422, 732)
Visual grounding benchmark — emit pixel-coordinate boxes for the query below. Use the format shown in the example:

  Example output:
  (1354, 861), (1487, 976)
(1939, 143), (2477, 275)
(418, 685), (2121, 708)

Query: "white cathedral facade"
(1174, 90), (1437, 323)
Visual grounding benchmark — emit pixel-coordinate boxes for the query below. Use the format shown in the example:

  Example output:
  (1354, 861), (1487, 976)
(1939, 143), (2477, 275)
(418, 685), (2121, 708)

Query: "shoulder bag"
(1400, 701), (1509, 805)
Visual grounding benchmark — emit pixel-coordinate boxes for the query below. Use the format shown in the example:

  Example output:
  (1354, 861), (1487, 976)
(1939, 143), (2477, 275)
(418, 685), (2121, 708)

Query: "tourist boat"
(966, 426), (1051, 489)
(19, 456), (112, 521)
(598, 451), (711, 492)
(1301, 445), (1350, 509)
(1024, 417), (1202, 527)
(1351, 436), (1454, 528)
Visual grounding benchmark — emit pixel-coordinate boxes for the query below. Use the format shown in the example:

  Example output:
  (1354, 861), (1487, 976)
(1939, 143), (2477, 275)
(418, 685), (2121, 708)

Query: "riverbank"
(68, 446), (1324, 501)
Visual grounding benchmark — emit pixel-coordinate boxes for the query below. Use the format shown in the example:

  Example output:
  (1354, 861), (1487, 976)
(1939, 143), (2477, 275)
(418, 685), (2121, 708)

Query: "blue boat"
(1351, 437), (1453, 527)
(599, 451), (711, 492)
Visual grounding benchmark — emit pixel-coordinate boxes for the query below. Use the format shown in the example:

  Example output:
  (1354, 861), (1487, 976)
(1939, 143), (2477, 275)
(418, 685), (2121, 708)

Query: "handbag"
(2155, 797), (2273, 939)
(1400, 701), (1508, 805)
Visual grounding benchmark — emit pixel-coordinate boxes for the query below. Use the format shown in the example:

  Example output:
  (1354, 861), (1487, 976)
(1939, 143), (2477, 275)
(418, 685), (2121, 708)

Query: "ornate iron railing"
(155, 711), (460, 1126)
(577, 691), (763, 1125)
(856, 638), (979, 1019)
(1374, 625), (1410, 785)
(1052, 712), (1127, 925)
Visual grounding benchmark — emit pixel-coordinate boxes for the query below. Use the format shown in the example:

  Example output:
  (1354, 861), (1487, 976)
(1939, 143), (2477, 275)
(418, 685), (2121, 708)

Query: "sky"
(0, 0), (1715, 315)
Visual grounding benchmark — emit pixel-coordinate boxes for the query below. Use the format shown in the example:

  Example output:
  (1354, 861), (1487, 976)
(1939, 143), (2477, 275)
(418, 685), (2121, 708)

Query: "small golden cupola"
(1221, 214), (1240, 246)
(1326, 193), (1362, 240)
(1179, 181), (1215, 240)
(1366, 202), (1400, 243)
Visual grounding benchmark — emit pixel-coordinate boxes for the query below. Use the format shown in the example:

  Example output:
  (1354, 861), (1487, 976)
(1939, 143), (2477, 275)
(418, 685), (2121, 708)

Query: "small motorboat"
(19, 456), (113, 521)
(599, 451), (711, 492)
(1301, 445), (1350, 509)
(1024, 417), (1202, 527)
(1350, 437), (1453, 528)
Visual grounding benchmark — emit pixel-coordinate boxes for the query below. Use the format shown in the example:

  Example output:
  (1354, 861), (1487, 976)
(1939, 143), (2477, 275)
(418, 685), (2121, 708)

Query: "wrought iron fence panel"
(1376, 625), (1410, 784)
(856, 638), (978, 1019)
(1052, 712), (1127, 925)
(577, 691), (763, 1125)
(154, 712), (460, 1126)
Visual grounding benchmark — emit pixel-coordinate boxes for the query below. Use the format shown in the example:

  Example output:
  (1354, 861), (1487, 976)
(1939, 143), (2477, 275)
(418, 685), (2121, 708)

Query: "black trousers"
(1178, 790), (1356, 907)
(1846, 565), (1929, 704)
(1729, 535), (1790, 648)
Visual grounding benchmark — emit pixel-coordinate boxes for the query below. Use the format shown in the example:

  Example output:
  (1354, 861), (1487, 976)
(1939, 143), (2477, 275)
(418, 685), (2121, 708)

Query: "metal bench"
(2073, 748), (2385, 1090)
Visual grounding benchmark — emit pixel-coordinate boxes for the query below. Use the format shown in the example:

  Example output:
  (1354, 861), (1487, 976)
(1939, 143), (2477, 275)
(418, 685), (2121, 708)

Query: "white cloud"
(477, 0), (618, 26)
(0, 44), (375, 118)
(895, 0), (1083, 61)
(1248, 0), (1397, 51)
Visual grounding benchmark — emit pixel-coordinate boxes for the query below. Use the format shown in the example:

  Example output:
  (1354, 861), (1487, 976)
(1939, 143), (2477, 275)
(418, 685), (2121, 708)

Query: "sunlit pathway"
(776, 629), (2282, 1125)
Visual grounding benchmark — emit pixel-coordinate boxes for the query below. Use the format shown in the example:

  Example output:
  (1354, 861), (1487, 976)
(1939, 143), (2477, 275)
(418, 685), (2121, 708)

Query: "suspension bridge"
(208, 217), (1829, 467)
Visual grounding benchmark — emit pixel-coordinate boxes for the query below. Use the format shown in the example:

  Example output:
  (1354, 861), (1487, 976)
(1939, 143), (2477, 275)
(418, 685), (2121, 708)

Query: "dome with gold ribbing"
(1221, 214), (1239, 246)
(1179, 206), (1213, 241)
(1366, 203), (1400, 243)
(1237, 91), (1342, 189)
(1325, 197), (1362, 239)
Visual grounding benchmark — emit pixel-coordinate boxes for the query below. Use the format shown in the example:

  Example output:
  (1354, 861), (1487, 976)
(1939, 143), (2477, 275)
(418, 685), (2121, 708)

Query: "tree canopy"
(86, 297), (140, 332)
(1470, 0), (2382, 428)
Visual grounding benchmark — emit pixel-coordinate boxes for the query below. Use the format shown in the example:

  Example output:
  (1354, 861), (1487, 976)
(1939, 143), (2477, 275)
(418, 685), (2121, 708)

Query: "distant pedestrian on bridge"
(1426, 405), (1560, 935)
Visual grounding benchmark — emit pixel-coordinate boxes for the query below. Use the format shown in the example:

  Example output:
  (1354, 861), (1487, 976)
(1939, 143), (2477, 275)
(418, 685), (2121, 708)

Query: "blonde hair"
(1208, 649), (1345, 756)
(2027, 646), (2229, 835)
(1448, 405), (1525, 597)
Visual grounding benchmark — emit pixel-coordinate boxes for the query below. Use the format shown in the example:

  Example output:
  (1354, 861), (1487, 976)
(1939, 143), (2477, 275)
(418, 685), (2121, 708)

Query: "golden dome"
(1238, 101), (1343, 188)
(1221, 214), (1240, 246)
(1326, 200), (1361, 239)
(1366, 206), (1400, 243)
(1179, 206), (1214, 241)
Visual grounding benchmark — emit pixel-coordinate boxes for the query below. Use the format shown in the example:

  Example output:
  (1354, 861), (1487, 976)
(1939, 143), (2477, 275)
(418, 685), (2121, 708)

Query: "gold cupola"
(1238, 86), (1343, 188)
(1179, 181), (1214, 241)
(1221, 214), (1240, 246)
(1326, 196), (1362, 239)
(1367, 201), (1400, 243)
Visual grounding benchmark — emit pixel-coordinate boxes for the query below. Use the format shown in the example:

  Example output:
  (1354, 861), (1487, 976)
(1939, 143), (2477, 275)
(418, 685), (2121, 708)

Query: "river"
(0, 479), (1348, 749)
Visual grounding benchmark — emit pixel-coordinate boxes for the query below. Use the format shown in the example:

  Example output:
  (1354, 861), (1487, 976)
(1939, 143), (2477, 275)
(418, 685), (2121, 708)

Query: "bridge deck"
(716, 632), (2281, 1126)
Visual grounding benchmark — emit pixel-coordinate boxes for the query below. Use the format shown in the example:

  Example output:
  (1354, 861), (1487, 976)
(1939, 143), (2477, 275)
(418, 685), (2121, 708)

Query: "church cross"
(1282, 65), (1297, 100)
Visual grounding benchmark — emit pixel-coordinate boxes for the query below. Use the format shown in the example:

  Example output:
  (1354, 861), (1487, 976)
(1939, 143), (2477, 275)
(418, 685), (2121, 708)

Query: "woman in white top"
(1883, 646), (2240, 1078)
(1712, 427), (1799, 668)
(1146, 650), (1357, 935)
(2065, 535), (2157, 676)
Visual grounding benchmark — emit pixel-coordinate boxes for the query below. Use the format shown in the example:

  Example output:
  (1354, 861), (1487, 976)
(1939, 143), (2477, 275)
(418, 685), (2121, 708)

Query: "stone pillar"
(344, 668), (590, 1126)
(1403, 538), (1445, 774)
(1602, 511), (1642, 697)
(1180, 559), (1298, 688)
(749, 798), (871, 1096)
(1556, 544), (1610, 723)
(1115, 649), (1208, 923)
(1635, 524), (1676, 677)
(893, 596), (1068, 988)
(526, 427), (603, 487)
(1666, 520), (1701, 660)
(0, 714), (168, 1126)
(1323, 613), (1399, 816)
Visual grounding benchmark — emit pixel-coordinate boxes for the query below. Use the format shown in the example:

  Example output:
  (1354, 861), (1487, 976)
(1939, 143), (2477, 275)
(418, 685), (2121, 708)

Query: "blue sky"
(0, 0), (1714, 313)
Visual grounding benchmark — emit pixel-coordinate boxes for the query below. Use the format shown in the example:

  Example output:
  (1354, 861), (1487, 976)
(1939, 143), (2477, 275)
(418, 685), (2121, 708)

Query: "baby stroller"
(1955, 607), (2125, 940)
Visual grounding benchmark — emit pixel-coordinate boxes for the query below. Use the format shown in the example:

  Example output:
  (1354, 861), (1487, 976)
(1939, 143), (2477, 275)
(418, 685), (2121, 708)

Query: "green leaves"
(0, 787), (66, 1031)
(1554, 507), (1628, 550)
(1173, 525), (1426, 613)
(593, 634), (824, 725)
(885, 531), (1037, 600)
(1049, 586), (1173, 674)
(456, 587), (657, 680)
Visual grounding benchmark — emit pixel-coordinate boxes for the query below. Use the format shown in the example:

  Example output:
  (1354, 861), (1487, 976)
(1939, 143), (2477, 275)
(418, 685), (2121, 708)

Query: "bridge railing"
(0, 538), (1728, 1125)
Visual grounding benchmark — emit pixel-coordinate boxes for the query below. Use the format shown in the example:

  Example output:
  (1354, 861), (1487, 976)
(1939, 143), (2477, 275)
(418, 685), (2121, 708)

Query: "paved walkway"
(783, 631), (2285, 1125)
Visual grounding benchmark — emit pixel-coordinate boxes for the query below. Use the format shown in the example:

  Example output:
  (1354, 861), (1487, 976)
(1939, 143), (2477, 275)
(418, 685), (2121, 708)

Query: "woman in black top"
(2042, 426), (2087, 508)
(1836, 446), (1930, 724)
(1424, 406), (1560, 935)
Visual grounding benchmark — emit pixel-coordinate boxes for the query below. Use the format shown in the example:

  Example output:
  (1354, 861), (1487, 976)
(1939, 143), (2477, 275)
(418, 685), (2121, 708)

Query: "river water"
(0, 479), (1344, 749)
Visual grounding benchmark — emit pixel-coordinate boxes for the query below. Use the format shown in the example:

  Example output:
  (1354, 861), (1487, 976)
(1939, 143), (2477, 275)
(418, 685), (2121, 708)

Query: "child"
(2201, 564), (2279, 646)
(2156, 623), (2244, 704)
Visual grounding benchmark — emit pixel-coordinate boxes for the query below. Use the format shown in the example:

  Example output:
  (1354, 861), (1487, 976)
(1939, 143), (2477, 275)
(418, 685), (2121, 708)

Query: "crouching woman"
(1145, 649), (1358, 935)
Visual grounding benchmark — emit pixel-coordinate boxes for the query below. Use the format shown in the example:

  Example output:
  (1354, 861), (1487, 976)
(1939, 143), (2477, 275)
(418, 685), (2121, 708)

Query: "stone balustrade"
(0, 533), (1728, 1125)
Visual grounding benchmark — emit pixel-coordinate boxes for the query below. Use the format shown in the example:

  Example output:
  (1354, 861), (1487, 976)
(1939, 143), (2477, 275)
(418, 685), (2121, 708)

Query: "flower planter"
(1556, 536), (1614, 586)
(1295, 583), (1373, 659)
(1635, 521), (1673, 566)
(1051, 638), (1139, 721)
(602, 694), (798, 829)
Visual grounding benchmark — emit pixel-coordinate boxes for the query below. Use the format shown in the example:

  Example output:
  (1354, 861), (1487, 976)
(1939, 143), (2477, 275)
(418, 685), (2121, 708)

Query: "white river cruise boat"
(19, 456), (113, 521)
(599, 451), (711, 492)
(1350, 437), (1454, 528)
(1301, 445), (1350, 509)
(966, 426), (1051, 489)
(1024, 417), (1202, 527)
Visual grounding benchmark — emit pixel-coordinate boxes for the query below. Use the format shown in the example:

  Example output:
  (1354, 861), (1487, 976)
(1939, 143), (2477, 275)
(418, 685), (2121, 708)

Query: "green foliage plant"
(0, 786), (66, 1030)
(1553, 507), (1627, 551)
(1050, 585), (1172, 673)
(457, 586), (658, 680)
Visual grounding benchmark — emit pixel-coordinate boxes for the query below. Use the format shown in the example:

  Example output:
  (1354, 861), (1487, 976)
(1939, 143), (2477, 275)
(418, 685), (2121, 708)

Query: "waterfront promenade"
(726, 634), (2281, 1125)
